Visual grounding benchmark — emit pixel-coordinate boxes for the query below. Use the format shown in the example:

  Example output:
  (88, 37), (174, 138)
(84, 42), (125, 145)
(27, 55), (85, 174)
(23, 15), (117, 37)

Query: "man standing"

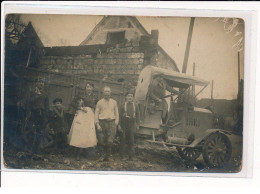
(95, 86), (119, 161)
(24, 77), (51, 154)
(118, 90), (140, 160)
(49, 98), (68, 154)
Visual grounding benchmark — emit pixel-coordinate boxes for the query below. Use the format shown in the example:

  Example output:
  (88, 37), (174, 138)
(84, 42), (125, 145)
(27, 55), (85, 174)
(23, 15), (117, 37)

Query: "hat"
(125, 88), (135, 96)
(53, 98), (62, 104)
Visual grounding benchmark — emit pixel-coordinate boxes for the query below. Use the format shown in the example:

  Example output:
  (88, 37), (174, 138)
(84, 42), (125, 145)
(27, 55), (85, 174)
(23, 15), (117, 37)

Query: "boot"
(104, 146), (112, 161)
(97, 146), (106, 161)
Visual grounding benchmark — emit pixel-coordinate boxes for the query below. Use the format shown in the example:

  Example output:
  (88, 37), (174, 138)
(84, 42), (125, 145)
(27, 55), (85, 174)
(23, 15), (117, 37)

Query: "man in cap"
(49, 97), (68, 154)
(149, 75), (178, 124)
(24, 76), (51, 154)
(118, 89), (140, 160)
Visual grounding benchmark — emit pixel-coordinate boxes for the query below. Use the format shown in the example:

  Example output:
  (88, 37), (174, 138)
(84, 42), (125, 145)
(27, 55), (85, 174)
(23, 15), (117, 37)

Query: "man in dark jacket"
(118, 90), (140, 160)
(149, 75), (178, 124)
(49, 98), (69, 154)
(24, 77), (51, 154)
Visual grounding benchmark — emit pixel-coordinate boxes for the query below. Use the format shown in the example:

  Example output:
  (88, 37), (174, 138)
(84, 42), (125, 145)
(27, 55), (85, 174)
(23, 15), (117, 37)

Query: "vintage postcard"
(2, 12), (245, 175)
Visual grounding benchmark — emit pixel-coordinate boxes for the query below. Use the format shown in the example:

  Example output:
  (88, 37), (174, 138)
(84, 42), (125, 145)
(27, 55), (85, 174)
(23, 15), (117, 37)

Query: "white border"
(1, 1), (257, 185)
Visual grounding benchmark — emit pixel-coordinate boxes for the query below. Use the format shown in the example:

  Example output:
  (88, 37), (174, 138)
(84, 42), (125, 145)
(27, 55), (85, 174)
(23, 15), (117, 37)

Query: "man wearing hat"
(118, 89), (140, 160)
(49, 98), (69, 154)
(149, 75), (178, 124)
(24, 76), (51, 154)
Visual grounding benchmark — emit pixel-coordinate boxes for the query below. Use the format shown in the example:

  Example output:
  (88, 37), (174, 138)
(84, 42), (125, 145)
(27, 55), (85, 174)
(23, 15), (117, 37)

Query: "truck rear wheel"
(176, 146), (201, 161)
(202, 133), (232, 167)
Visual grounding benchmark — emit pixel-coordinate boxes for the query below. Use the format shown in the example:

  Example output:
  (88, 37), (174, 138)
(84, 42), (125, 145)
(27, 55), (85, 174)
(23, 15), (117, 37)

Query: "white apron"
(68, 107), (97, 148)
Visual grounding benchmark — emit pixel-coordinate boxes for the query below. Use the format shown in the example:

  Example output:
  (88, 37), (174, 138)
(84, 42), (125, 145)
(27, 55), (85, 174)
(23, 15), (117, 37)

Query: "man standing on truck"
(149, 75), (179, 124)
(95, 86), (119, 161)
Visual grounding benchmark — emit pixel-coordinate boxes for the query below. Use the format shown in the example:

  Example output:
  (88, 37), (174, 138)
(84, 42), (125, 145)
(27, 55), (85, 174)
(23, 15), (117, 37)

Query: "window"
(106, 31), (126, 44)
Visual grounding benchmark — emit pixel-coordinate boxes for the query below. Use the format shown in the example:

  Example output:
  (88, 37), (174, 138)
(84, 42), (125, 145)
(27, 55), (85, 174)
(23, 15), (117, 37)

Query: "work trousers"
(120, 117), (136, 158)
(54, 131), (67, 150)
(29, 109), (50, 153)
(96, 119), (117, 158)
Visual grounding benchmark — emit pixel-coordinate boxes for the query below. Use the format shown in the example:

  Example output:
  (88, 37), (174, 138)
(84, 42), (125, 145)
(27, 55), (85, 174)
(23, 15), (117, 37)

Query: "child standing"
(119, 90), (140, 160)
(49, 98), (68, 154)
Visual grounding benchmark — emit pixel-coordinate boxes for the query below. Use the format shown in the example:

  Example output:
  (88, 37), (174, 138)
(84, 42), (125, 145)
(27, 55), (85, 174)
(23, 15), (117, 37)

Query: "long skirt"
(67, 107), (97, 148)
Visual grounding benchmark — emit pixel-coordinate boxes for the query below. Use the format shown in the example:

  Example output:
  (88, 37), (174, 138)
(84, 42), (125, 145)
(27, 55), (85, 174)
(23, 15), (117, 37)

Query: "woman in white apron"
(68, 99), (97, 148)
(68, 83), (98, 160)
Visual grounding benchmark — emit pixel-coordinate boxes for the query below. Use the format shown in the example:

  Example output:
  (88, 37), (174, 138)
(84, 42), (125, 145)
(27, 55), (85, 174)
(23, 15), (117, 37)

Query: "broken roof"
(80, 16), (180, 72)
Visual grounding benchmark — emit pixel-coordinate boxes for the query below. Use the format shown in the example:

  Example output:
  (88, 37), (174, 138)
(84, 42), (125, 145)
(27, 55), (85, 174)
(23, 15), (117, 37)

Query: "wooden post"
(180, 17), (195, 106)
(26, 48), (32, 68)
(192, 63), (195, 104)
(211, 80), (214, 107)
(182, 17), (195, 73)
(192, 62), (196, 76)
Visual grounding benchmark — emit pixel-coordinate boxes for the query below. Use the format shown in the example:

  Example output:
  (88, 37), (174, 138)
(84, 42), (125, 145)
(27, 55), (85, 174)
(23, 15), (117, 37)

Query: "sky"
(20, 14), (244, 100)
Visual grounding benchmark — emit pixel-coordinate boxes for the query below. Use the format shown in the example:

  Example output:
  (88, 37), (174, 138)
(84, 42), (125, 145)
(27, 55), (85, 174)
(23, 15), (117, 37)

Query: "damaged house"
(38, 16), (179, 82)
(6, 16), (180, 108)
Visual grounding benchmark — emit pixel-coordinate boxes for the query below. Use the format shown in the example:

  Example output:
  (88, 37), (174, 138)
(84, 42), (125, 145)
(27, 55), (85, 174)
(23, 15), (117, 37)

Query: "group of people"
(24, 78), (140, 162)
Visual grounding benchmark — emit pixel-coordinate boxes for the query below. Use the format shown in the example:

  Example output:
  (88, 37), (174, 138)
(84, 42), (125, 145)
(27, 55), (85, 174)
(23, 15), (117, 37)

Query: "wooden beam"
(182, 17), (195, 73)
(211, 80), (214, 107)
(25, 48), (32, 68)
(192, 62), (196, 104)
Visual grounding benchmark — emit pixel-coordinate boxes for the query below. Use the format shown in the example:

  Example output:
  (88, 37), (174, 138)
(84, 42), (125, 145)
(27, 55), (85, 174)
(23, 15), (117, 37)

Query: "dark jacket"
(26, 87), (49, 117)
(149, 78), (178, 102)
(25, 88), (49, 123)
(49, 106), (68, 134)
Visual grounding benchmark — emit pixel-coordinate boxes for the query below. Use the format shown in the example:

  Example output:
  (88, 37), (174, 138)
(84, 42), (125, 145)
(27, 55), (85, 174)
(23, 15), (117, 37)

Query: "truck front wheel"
(202, 133), (232, 167)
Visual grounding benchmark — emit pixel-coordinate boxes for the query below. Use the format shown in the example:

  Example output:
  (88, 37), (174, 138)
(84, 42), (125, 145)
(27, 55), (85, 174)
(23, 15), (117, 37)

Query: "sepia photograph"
(3, 13), (244, 174)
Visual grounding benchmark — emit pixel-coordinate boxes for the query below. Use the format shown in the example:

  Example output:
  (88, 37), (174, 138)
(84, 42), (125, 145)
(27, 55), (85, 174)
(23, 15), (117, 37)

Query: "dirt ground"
(3, 133), (242, 174)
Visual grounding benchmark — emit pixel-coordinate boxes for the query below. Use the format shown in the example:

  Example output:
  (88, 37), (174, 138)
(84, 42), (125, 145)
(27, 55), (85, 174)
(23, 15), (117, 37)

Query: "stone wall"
(39, 40), (144, 82)
(38, 32), (178, 88)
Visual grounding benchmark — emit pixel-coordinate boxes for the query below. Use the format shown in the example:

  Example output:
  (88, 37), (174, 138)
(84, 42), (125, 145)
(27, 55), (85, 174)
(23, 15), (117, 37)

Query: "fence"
(16, 66), (125, 110)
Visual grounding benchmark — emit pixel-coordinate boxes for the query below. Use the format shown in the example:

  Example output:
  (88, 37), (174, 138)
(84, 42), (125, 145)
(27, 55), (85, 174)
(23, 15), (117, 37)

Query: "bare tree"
(5, 14), (26, 46)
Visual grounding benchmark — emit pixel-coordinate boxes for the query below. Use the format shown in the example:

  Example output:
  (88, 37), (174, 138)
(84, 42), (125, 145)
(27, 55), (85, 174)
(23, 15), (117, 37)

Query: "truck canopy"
(135, 65), (210, 101)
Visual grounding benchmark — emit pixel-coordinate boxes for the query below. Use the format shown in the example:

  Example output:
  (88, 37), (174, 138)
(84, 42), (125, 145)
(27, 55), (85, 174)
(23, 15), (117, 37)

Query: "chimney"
(150, 30), (159, 45)
(140, 30), (159, 67)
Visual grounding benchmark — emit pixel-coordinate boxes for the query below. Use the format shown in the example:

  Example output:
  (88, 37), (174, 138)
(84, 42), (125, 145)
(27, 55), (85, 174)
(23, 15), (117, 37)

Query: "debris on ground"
(3, 138), (242, 173)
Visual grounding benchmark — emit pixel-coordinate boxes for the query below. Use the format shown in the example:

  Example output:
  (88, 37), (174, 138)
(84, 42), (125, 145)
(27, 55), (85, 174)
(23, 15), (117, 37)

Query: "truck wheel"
(176, 146), (201, 161)
(202, 133), (232, 167)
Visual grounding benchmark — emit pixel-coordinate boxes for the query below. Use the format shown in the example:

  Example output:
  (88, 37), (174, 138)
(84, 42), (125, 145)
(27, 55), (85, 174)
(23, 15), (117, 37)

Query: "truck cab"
(135, 65), (210, 140)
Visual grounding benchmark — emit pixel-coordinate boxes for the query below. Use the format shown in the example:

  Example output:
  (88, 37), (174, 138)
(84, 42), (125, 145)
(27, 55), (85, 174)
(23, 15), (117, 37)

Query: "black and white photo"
(3, 13), (244, 173)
